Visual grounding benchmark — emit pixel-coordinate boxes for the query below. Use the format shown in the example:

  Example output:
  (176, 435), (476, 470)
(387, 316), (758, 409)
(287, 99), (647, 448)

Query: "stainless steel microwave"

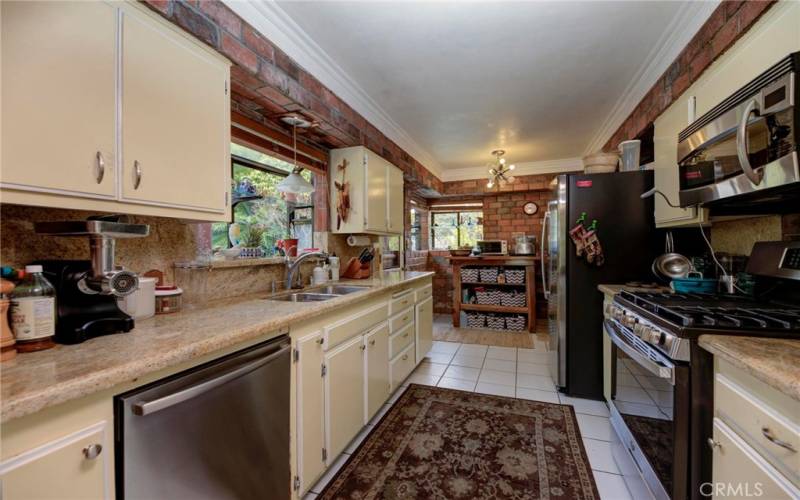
(476, 240), (508, 255)
(677, 52), (799, 214)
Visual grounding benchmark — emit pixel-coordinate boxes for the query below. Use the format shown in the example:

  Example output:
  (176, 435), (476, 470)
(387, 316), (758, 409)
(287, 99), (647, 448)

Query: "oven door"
(605, 319), (690, 500)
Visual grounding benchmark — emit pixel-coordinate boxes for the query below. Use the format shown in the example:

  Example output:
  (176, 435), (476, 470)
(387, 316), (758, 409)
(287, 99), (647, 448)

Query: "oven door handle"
(736, 98), (764, 186)
(604, 320), (675, 385)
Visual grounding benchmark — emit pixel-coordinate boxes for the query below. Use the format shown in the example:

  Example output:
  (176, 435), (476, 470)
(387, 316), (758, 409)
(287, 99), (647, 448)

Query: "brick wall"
(143, 0), (443, 195)
(603, 0), (776, 150)
(429, 250), (454, 314)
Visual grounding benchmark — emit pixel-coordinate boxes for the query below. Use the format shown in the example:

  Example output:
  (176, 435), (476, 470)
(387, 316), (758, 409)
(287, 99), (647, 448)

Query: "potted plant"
(241, 225), (265, 258)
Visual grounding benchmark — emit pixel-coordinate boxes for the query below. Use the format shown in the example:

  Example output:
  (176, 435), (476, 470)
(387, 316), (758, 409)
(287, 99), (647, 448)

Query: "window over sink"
(211, 143), (314, 255)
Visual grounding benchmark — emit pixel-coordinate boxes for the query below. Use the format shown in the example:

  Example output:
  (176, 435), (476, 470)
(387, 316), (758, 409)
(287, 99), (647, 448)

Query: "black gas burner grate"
(618, 291), (800, 331)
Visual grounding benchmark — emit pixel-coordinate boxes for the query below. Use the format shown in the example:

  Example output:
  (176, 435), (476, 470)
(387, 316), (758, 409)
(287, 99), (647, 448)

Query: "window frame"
(430, 210), (483, 250)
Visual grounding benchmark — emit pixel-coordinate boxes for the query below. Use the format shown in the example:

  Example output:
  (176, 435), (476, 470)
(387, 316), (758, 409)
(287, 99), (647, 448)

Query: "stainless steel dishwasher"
(115, 335), (291, 500)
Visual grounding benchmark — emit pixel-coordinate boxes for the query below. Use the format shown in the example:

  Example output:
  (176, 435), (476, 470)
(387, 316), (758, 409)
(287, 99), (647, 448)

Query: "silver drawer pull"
(133, 160), (142, 189)
(83, 443), (103, 460)
(402, 354), (408, 361)
(369, 339), (375, 346)
(761, 427), (797, 453)
(403, 332), (409, 338)
(95, 152), (105, 184)
(402, 316), (409, 322)
(316, 338), (324, 345)
(707, 438), (721, 451)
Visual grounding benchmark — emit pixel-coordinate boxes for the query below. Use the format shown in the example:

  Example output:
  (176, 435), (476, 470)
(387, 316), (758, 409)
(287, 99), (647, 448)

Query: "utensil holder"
(341, 257), (371, 279)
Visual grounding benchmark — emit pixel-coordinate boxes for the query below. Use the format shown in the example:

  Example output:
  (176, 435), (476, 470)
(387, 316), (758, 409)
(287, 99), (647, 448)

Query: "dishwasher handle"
(132, 342), (290, 416)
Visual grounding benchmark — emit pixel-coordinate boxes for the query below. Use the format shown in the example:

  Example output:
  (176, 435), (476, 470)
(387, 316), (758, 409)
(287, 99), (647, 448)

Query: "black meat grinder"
(34, 215), (150, 344)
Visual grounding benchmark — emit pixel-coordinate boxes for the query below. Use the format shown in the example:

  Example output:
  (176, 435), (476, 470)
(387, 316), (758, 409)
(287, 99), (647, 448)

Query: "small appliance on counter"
(476, 240), (508, 255)
(512, 234), (537, 255)
(34, 215), (150, 344)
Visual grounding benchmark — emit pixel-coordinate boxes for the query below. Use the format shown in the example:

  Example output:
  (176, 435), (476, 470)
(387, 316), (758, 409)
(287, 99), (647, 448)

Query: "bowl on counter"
(582, 152), (619, 174)
(449, 249), (472, 257)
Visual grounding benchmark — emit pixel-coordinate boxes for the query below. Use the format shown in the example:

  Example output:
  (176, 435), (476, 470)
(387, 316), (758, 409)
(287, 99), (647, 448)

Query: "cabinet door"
(1, 1), (117, 198)
(296, 331), (325, 494)
(711, 418), (798, 499)
(415, 297), (433, 364)
(0, 422), (109, 500)
(364, 152), (388, 232)
(120, 7), (229, 213)
(324, 336), (365, 460)
(386, 165), (405, 234)
(365, 323), (390, 421)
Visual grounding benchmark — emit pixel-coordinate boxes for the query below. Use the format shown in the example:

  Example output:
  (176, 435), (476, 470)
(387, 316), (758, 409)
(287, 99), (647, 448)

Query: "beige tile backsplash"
(710, 215), (783, 256)
(0, 204), (374, 306)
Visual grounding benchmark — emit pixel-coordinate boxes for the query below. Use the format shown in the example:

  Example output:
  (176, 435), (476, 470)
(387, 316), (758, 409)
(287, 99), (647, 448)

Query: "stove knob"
(636, 325), (650, 339)
(622, 314), (636, 328)
(647, 329), (662, 345)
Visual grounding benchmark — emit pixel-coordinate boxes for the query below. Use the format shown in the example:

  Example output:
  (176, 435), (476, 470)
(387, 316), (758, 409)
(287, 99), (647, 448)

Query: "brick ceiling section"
(143, 0), (444, 195)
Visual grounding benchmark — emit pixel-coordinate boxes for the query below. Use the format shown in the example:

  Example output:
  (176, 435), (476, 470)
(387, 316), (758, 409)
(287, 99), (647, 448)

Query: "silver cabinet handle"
(402, 332), (409, 338)
(762, 427), (797, 453)
(95, 152), (105, 184)
(707, 438), (721, 451)
(369, 339), (376, 346)
(83, 443), (103, 459)
(133, 160), (142, 189)
(402, 354), (408, 361)
(360, 344), (366, 351)
(316, 338), (324, 345)
(541, 210), (550, 300)
(736, 98), (763, 186)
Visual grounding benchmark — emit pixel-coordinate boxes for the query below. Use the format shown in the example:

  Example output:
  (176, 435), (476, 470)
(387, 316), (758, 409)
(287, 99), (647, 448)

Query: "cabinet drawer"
(712, 418), (799, 499)
(390, 344), (416, 392)
(325, 302), (388, 350)
(390, 290), (415, 314)
(389, 307), (414, 333)
(390, 323), (414, 358)
(715, 373), (800, 483)
(415, 285), (432, 303)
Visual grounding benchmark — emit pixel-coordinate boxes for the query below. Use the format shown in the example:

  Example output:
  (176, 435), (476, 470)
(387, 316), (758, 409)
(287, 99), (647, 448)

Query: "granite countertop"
(0, 270), (434, 423)
(699, 335), (800, 401)
(597, 283), (670, 295)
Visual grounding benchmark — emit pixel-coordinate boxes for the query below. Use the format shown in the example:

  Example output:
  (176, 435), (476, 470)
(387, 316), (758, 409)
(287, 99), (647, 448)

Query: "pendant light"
(276, 115), (315, 194)
(486, 149), (515, 189)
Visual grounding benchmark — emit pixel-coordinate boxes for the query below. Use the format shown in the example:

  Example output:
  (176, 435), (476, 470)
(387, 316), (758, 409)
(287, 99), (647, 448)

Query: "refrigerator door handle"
(541, 211), (550, 300)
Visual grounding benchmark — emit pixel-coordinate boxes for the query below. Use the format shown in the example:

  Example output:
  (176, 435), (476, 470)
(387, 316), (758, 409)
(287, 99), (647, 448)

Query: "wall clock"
(523, 202), (539, 215)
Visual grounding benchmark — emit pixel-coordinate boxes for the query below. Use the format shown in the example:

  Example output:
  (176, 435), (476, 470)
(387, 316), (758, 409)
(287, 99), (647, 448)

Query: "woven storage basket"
(466, 312), (486, 328)
(476, 289), (501, 305)
(486, 315), (505, 329)
(505, 315), (526, 331)
(500, 291), (526, 308)
(479, 268), (499, 283)
(460, 268), (480, 283)
(505, 269), (525, 284)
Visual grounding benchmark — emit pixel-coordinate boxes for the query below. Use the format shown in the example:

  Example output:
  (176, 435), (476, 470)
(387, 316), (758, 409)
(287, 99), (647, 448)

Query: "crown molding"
(224, 0), (444, 178)
(441, 157), (583, 182)
(583, 0), (720, 155)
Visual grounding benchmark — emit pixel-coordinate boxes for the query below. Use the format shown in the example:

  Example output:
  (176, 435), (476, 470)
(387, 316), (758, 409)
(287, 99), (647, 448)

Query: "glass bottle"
(10, 265), (56, 352)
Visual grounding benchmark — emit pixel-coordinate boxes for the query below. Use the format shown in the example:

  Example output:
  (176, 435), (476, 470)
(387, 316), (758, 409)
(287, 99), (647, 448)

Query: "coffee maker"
(34, 216), (149, 344)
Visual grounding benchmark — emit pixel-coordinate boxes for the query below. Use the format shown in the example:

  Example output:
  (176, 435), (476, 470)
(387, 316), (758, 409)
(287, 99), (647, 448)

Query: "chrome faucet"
(285, 251), (329, 289)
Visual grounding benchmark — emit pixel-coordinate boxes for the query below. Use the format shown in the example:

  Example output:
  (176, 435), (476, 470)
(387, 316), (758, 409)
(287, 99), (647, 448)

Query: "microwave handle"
(736, 98), (764, 186)
(541, 210), (550, 300)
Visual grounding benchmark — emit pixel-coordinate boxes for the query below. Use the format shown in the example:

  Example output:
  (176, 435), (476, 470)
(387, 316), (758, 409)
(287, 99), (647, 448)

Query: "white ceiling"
(230, 1), (717, 181)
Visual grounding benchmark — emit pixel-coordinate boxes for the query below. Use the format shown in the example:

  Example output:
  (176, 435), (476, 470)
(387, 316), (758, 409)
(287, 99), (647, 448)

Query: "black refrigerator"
(542, 171), (656, 399)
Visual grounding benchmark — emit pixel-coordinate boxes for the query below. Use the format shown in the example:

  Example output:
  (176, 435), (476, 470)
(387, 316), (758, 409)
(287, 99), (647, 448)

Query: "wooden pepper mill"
(1, 278), (17, 361)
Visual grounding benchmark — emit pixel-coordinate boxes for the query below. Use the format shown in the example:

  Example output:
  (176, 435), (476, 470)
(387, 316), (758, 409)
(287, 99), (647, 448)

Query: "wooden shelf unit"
(449, 255), (539, 333)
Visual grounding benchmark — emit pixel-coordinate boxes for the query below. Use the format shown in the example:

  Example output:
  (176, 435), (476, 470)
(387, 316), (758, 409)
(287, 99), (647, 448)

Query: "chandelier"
(486, 149), (515, 189)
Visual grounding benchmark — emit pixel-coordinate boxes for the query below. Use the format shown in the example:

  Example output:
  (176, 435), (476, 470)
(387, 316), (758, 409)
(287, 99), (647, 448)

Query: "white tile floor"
(306, 340), (655, 500)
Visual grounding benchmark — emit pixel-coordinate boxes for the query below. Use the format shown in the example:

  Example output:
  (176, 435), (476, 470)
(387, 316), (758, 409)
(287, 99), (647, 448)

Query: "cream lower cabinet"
(295, 331), (326, 495)
(324, 335), (366, 461)
(415, 297), (433, 364)
(0, 1), (230, 221)
(364, 323), (391, 421)
(0, 422), (109, 500)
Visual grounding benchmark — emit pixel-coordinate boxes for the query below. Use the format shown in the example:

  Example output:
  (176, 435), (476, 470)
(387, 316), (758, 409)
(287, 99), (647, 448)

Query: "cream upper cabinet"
(652, 1), (799, 228)
(120, 6), (229, 214)
(0, 422), (109, 500)
(1, 1), (117, 199)
(330, 146), (404, 235)
(295, 331), (325, 494)
(387, 164), (405, 233)
(364, 323), (390, 421)
(324, 335), (366, 461)
(415, 297), (433, 364)
(0, 1), (230, 221)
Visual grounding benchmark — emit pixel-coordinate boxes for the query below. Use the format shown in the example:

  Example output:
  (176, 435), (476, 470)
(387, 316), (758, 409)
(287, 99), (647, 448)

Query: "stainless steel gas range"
(604, 241), (800, 500)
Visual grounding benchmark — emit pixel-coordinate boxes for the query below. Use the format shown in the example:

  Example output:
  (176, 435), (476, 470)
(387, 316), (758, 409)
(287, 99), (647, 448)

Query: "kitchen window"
(431, 211), (483, 250)
(212, 143), (314, 255)
(409, 208), (422, 251)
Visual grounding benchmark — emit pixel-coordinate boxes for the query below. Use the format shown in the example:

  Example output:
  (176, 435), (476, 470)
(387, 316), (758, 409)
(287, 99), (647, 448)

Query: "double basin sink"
(270, 284), (371, 302)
